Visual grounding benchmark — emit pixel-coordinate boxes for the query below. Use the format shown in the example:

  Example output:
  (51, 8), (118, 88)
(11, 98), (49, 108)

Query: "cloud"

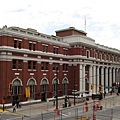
(0, 0), (120, 49)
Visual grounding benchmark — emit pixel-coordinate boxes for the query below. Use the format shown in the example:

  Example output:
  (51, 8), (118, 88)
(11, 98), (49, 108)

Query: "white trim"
(27, 77), (37, 85)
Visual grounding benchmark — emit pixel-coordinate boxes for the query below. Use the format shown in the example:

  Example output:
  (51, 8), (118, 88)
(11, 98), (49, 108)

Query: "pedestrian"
(19, 102), (21, 108)
(16, 101), (19, 108)
(13, 104), (16, 112)
(104, 91), (106, 98)
(110, 90), (112, 95)
(53, 100), (55, 106)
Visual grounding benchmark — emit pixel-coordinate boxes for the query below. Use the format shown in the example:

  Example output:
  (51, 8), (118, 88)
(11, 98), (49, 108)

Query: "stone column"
(93, 65), (96, 94)
(109, 67), (112, 89)
(101, 66), (104, 92)
(116, 68), (119, 82)
(89, 65), (92, 95)
(97, 66), (99, 93)
(113, 68), (115, 83)
(79, 64), (83, 95)
(82, 64), (85, 94)
(105, 67), (108, 93)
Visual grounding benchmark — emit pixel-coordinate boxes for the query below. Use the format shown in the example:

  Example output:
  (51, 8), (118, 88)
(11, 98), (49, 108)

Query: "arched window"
(40, 78), (49, 92)
(52, 78), (60, 97)
(27, 78), (36, 99)
(12, 79), (22, 95)
(62, 78), (69, 95)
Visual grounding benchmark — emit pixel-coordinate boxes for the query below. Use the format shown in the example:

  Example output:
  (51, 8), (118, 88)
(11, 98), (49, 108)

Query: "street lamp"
(55, 68), (58, 109)
(73, 68), (83, 105)
(74, 70), (76, 105)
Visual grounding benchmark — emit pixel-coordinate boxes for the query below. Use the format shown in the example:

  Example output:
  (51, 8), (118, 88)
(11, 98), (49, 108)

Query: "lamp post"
(74, 70), (76, 105)
(73, 68), (83, 105)
(55, 68), (58, 109)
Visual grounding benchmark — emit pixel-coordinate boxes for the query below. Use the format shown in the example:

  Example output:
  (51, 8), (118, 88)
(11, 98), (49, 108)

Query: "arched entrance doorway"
(62, 77), (69, 95)
(52, 77), (60, 98)
(27, 78), (37, 100)
(12, 78), (22, 106)
(40, 78), (49, 101)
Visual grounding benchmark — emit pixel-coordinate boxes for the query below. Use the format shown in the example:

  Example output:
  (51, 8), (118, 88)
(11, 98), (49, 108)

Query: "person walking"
(13, 104), (16, 113)
(53, 100), (55, 106)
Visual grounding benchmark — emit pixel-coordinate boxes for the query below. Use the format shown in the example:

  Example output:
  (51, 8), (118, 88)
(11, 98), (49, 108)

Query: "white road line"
(61, 113), (69, 117)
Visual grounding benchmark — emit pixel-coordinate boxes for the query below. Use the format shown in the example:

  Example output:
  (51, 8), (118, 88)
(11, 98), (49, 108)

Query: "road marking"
(62, 113), (69, 117)
(0, 109), (7, 112)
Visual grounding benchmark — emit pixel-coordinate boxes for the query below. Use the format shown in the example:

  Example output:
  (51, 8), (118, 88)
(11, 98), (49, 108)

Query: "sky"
(0, 0), (120, 50)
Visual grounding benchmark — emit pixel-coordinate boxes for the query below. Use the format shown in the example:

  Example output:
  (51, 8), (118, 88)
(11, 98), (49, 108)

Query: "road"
(1, 94), (120, 120)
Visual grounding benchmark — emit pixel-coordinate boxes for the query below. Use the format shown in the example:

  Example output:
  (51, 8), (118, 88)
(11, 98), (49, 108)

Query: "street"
(1, 94), (120, 120)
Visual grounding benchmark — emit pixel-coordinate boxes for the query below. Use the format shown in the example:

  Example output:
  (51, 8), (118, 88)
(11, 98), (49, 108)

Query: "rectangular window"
(63, 64), (68, 71)
(63, 64), (65, 71)
(42, 45), (45, 52)
(46, 46), (48, 52)
(45, 62), (48, 70)
(33, 44), (36, 51)
(63, 48), (68, 55)
(42, 44), (48, 52)
(66, 64), (68, 71)
(86, 51), (89, 58)
(53, 63), (59, 70)
(14, 40), (17, 48)
(41, 62), (49, 70)
(12, 59), (22, 69)
(33, 61), (36, 69)
(28, 61), (31, 69)
(41, 62), (44, 70)
(53, 47), (58, 54)
(12, 59), (16, 69)
(14, 39), (22, 49)
(18, 60), (22, 69)
(29, 43), (32, 50)
(18, 41), (22, 49)
(53, 64), (55, 70)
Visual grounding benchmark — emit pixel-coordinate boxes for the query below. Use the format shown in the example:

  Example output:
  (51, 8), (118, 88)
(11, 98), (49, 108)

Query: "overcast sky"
(1, 0), (120, 49)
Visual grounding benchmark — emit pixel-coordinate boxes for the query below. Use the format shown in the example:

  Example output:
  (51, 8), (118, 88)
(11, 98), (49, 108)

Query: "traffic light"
(91, 84), (94, 90)
(26, 87), (30, 98)
(99, 86), (102, 92)
(9, 83), (12, 92)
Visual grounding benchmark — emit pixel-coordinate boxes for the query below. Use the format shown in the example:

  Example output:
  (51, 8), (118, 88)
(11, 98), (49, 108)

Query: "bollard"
(93, 114), (96, 120)
(86, 106), (88, 112)
(83, 105), (84, 113)
(41, 113), (43, 120)
(22, 116), (24, 120)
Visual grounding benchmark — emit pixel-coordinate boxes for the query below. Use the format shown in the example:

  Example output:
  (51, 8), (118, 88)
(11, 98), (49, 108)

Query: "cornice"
(0, 46), (120, 65)
(0, 27), (69, 48)
(62, 35), (120, 54)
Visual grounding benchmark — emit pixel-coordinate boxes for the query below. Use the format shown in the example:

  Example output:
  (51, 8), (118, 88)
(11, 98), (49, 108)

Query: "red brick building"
(0, 25), (120, 105)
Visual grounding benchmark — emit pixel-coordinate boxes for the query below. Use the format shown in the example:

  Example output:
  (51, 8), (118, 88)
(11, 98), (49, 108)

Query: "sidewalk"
(4, 93), (118, 117)
(5, 98), (66, 117)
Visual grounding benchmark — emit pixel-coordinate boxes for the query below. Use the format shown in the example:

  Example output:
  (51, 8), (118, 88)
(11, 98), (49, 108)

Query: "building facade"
(0, 25), (120, 105)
